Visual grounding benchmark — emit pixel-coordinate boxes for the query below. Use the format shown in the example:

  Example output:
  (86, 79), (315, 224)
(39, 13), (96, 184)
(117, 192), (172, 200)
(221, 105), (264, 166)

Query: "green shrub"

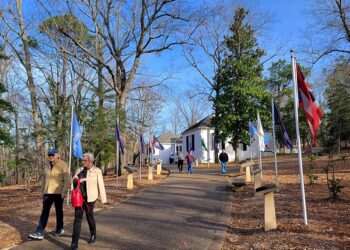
(306, 154), (318, 185)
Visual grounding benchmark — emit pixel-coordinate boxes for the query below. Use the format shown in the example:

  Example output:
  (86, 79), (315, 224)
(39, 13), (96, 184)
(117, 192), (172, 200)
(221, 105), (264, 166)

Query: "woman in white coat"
(70, 153), (107, 250)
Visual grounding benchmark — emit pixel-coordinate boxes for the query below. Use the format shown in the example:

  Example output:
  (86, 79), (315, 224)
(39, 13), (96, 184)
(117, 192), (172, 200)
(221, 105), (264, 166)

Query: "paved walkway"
(13, 166), (232, 250)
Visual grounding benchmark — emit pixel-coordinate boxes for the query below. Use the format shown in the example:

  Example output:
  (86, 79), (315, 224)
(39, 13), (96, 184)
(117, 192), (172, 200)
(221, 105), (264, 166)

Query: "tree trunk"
(15, 110), (19, 184)
(214, 88), (220, 163)
(16, 0), (43, 165)
(58, 53), (68, 158)
(95, 42), (105, 172)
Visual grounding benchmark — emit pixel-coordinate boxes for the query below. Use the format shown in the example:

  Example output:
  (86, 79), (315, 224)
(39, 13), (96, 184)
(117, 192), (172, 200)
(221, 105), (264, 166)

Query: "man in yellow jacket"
(29, 149), (70, 240)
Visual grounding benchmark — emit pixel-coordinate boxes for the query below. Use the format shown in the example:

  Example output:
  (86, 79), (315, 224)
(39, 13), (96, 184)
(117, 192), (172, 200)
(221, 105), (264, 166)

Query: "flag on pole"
(256, 113), (265, 151)
(201, 138), (208, 152)
(115, 122), (125, 155)
(273, 101), (293, 149)
(140, 128), (145, 154)
(72, 112), (83, 159)
(153, 135), (164, 150)
(249, 123), (257, 139)
(296, 65), (323, 143)
(264, 134), (269, 145)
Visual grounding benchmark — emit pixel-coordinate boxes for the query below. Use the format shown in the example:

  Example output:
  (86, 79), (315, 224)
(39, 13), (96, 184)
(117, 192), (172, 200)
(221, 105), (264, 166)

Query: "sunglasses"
(48, 154), (56, 157)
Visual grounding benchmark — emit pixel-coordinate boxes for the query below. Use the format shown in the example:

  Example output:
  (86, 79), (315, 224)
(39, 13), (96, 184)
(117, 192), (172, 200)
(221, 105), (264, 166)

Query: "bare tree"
(34, 0), (196, 166)
(169, 90), (210, 133)
(182, 1), (232, 162)
(0, 0), (44, 167)
(127, 82), (165, 163)
(305, 0), (350, 63)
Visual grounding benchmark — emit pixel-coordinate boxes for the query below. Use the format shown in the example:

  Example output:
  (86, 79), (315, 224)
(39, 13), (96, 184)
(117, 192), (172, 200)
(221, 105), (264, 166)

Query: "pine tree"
(325, 59), (350, 148)
(214, 7), (269, 160)
(0, 45), (13, 146)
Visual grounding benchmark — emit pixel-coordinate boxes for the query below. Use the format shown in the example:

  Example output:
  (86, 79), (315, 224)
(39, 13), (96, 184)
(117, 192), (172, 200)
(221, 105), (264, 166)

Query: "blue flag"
(273, 101), (293, 149)
(249, 123), (257, 138)
(153, 135), (164, 150)
(140, 128), (145, 154)
(72, 112), (83, 159)
(264, 134), (269, 145)
(115, 122), (125, 155)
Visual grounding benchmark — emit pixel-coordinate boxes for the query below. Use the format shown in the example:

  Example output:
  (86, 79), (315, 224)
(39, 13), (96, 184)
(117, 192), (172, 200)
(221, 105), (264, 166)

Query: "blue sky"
(19, 0), (325, 132)
(155, 0), (320, 127)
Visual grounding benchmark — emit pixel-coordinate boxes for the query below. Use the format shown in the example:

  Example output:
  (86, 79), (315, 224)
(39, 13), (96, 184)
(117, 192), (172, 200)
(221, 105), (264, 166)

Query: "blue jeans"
(187, 163), (193, 173)
(221, 162), (227, 173)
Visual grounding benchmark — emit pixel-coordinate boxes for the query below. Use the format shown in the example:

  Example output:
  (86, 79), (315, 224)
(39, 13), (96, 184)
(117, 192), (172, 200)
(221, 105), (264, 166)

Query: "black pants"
(37, 194), (64, 233)
(178, 160), (183, 172)
(71, 202), (96, 245)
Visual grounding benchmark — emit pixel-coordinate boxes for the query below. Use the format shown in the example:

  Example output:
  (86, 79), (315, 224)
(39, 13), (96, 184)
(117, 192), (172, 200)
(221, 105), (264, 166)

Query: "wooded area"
(1, 0), (350, 189)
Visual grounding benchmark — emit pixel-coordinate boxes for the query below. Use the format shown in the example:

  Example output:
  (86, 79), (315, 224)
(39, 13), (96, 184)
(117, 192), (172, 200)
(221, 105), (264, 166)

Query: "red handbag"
(71, 178), (84, 207)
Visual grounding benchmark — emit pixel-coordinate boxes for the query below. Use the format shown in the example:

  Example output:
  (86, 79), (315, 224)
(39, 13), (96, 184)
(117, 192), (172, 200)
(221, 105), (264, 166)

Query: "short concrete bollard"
(239, 162), (251, 183)
(156, 160), (162, 175)
(255, 184), (278, 231)
(124, 166), (137, 190)
(251, 166), (262, 190)
(127, 173), (133, 190)
(148, 165), (153, 180)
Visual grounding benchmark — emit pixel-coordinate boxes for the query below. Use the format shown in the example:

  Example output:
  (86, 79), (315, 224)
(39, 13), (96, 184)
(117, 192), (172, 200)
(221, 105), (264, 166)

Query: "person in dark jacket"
(219, 149), (229, 173)
(186, 151), (195, 174)
(177, 152), (184, 172)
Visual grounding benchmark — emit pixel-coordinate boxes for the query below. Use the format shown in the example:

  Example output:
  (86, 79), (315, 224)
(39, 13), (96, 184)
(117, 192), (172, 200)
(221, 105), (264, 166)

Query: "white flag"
(256, 113), (265, 151)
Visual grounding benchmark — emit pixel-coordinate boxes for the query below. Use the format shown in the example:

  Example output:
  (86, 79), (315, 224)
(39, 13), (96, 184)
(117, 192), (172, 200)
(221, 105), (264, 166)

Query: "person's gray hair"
(83, 153), (94, 162)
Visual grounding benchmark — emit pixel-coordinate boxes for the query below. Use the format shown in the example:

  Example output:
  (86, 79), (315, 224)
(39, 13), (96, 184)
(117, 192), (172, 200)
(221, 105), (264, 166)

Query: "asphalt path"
(13, 166), (232, 250)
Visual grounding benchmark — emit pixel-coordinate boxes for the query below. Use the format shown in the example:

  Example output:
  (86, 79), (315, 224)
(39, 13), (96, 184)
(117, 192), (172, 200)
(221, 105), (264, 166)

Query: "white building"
(153, 133), (181, 164)
(181, 116), (273, 163)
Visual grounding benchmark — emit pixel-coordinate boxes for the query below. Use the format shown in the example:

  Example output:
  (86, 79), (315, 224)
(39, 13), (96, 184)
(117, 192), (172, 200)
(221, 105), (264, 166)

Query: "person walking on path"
(70, 153), (107, 250)
(219, 149), (229, 174)
(28, 149), (70, 240)
(186, 151), (195, 174)
(177, 152), (184, 172)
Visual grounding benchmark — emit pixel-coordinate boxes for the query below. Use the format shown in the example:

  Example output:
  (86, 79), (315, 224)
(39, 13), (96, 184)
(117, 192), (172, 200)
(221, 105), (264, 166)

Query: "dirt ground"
(222, 153), (350, 250)
(1, 153), (350, 250)
(0, 165), (168, 249)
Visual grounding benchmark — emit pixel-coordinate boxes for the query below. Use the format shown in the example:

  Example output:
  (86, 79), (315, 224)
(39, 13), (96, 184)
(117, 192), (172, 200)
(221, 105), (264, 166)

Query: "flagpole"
(291, 50), (308, 225)
(116, 121), (120, 189)
(139, 132), (142, 180)
(272, 99), (279, 187)
(207, 129), (210, 168)
(67, 105), (74, 205)
(249, 123), (253, 165)
(257, 113), (262, 171)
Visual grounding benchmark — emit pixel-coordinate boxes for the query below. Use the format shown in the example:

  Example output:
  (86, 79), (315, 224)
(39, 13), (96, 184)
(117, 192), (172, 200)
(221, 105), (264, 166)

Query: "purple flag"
(153, 135), (164, 150)
(115, 122), (125, 155)
(273, 101), (293, 149)
(140, 128), (145, 154)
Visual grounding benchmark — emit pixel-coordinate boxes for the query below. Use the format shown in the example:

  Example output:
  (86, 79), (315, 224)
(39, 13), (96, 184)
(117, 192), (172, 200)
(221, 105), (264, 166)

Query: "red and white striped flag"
(296, 65), (323, 143)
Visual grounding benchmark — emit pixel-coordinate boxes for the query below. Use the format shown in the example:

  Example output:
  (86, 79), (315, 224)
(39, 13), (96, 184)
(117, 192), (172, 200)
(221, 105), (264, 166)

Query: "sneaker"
(28, 231), (44, 240)
(52, 229), (64, 237)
